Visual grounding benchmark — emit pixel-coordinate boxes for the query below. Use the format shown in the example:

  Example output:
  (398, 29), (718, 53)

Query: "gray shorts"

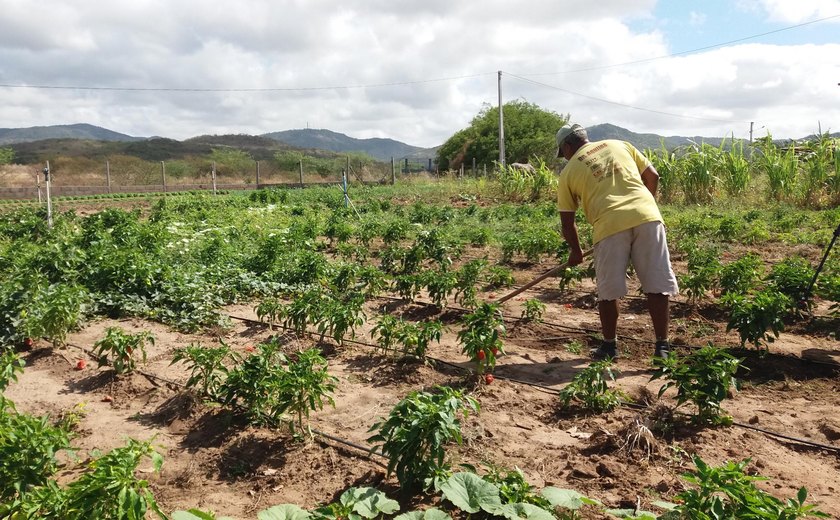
(593, 221), (679, 301)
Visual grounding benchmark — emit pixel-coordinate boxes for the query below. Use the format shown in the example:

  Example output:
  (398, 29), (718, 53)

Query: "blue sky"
(0, 1), (838, 145)
(633, 1), (839, 51)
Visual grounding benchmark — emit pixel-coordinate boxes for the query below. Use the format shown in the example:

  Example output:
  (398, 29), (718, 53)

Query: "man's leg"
(646, 293), (670, 342)
(630, 222), (679, 358)
(599, 299), (619, 342)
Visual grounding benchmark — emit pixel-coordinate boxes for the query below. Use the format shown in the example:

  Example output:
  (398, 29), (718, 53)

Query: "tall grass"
(645, 140), (679, 203)
(719, 135), (750, 197)
(755, 135), (798, 202)
(681, 141), (719, 204)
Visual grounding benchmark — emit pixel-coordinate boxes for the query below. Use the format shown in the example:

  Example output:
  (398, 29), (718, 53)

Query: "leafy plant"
(651, 345), (741, 425)
(679, 243), (721, 303)
(219, 340), (290, 426)
(367, 386), (479, 491)
(309, 487), (399, 520)
(485, 266), (515, 288)
(520, 299), (546, 322)
(457, 303), (505, 375)
(256, 297), (285, 330)
(718, 253), (764, 296)
(371, 315), (443, 359)
(279, 348), (338, 438)
(0, 350), (25, 393)
(59, 438), (167, 520)
(93, 327), (155, 374)
(672, 455), (828, 519)
(0, 406), (73, 501)
(766, 256), (815, 311)
(171, 341), (234, 398)
(723, 289), (790, 348)
(558, 360), (626, 413)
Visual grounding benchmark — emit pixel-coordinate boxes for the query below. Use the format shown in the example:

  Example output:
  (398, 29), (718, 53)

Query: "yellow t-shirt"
(557, 140), (662, 244)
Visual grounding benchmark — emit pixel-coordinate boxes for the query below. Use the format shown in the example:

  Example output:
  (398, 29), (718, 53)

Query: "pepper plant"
(171, 341), (235, 399)
(93, 327), (155, 374)
(520, 299), (546, 322)
(672, 455), (828, 519)
(722, 289), (790, 348)
(457, 303), (505, 374)
(651, 345), (742, 425)
(219, 340), (290, 426)
(279, 348), (338, 438)
(367, 386), (479, 492)
(558, 359), (626, 413)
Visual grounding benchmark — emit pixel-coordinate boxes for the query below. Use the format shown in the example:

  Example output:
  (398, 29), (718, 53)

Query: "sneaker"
(654, 341), (670, 359)
(590, 341), (618, 360)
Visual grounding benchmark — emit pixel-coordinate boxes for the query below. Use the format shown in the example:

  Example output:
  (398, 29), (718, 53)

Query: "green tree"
(0, 147), (14, 165)
(436, 101), (568, 170)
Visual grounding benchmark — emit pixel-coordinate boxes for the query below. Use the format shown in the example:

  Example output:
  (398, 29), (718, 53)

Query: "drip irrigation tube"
(372, 295), (840, 371)
(225, 313), (840, 455)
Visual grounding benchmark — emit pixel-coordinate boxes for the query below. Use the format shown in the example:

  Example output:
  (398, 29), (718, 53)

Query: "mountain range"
(1, 123), (832, 163)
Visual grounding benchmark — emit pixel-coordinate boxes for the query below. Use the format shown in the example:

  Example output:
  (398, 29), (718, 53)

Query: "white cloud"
(752, 0), (840, 23)
(0, 0), (837, 148)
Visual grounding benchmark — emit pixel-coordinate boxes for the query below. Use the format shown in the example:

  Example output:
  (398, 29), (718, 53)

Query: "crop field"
(1, 165), (839, 519)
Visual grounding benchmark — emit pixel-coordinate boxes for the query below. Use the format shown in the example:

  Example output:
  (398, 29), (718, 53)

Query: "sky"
(0, 0), (838, 148)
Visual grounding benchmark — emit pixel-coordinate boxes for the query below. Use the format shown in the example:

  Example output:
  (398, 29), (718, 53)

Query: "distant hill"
(3, 123), (835, 165)
(586, 123), (727, 150)
(0, 123), (143, 145)
(262, 128), (438, 161)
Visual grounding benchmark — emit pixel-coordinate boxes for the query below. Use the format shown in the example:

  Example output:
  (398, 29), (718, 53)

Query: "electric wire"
(0, 72), (495, 93)
(504, 72), (751, 124)
(520, 13), (840, 76)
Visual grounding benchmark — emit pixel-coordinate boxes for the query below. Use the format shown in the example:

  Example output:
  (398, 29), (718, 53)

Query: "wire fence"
(0, 156), (449, 200)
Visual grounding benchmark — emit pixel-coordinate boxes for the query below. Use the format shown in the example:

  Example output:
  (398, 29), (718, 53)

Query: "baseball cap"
(555, 123), (587, 157)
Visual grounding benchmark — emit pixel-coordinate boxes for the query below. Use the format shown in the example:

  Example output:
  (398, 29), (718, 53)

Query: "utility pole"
(498, 70), (505, 168)
(749, 122), (754, 144)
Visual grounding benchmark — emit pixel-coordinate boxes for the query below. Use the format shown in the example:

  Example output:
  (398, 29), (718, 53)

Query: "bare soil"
(6, 249), (840, 518)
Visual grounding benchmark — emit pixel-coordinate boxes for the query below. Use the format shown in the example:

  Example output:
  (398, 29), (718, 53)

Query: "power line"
(523, 13), (840, 76)
(504, 72), (751, 124)
(0, 72), (496, 93)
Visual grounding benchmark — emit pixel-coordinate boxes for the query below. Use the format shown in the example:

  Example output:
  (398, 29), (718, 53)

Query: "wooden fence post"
(299, 159), (304, 186)
(161, 161), (166, 192)
(255, 161), (261, 187)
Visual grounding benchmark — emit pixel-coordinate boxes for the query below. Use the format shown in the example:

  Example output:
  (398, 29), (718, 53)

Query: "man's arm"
(640, 164), (659, 199)
(560, 211), (584, 266)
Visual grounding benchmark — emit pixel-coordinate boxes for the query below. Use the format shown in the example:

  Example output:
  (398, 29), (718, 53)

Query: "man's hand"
(568, 247), (584, 267)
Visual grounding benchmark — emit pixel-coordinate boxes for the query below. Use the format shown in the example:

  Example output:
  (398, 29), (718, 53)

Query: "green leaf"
(258, 504), (312, 520)
(651, 501), (677, 511)
(350, 487), (400, 518)
(393, 508), (452, 520)
(440, 472), (501, 514)
(495, 502), (556, 520)
(172, 510), (235, 520)
(540, 487), (598, 510)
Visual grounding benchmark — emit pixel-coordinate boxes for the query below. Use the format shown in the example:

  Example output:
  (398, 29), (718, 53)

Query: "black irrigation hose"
(51, 340), (389, 464)
(373, 295), (840, 371)
(225, 313), (840, 455)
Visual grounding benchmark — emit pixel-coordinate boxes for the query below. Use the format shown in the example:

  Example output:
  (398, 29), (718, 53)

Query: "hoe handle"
(494, 249), (593, 304)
